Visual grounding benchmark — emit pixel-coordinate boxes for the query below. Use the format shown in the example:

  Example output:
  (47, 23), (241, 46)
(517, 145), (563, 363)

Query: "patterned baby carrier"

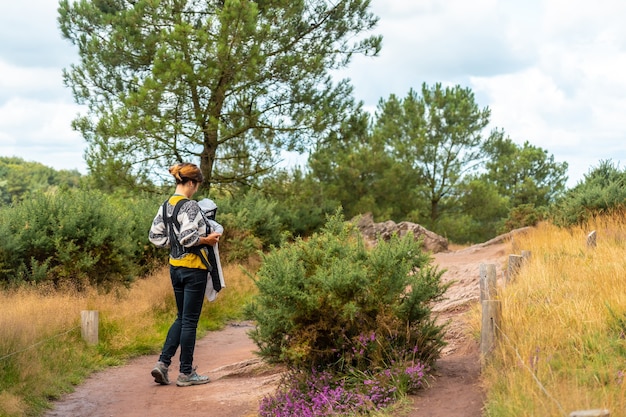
(162, 198), (212, 272)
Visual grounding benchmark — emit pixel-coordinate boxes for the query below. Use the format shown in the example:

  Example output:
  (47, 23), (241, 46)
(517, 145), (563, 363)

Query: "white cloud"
(0, 61), (69, 102)
(0, 1), (85, 172)
(0, 1), (76, 68)
(0, 96), (86, 172)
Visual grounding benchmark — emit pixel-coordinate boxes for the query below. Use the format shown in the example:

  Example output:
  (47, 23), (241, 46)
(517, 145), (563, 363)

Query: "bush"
(551, 160), (626, 227)
(500, 203), (545, 233)
(215, 211), (264, 264)
(0, 189), (138, 289)
(217, 191), (285, 250)
(435, 213), (487, 245)
(259, 170), (338, 237)
(115, 193), (167, 276)
(245, 211), (449, 373)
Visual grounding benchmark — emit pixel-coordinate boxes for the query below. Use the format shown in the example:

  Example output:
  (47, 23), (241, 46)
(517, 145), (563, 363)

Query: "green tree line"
(1, 154), (624, 289)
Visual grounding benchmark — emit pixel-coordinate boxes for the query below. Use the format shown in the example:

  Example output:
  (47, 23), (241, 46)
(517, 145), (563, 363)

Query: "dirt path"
(407, 239), (510, 417)
(44, 239), (510, 417)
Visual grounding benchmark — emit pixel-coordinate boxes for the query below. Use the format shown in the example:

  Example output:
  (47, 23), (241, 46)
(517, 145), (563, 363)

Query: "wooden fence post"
(81, 310), (99, 345)
(587, 230), (597, 248)
(507, 254), (524, 284)
(479, 263), (497, 302)
(481, 300), (501, 362)
(569, 410), (609, 417)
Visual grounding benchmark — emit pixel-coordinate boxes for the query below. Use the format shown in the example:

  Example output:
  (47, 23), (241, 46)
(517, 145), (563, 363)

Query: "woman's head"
(169, 162), (204, 185)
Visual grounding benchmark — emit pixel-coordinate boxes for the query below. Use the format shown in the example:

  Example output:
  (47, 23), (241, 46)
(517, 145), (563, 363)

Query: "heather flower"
(259, 355), (428, 417)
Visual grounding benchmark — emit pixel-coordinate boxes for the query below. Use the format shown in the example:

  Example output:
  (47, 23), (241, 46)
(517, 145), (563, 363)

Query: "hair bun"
(169, 162), (203, 184)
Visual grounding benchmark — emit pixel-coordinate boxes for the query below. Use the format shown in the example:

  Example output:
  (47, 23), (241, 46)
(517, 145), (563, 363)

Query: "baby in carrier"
(198, 198), (225, 301)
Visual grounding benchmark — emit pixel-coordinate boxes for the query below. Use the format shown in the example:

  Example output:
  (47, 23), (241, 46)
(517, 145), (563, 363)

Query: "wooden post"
(569, 410), (609, 417)
(481, 300), (501, 361)
(479, 263), (497, 302)
(587, 230), (597, 248)
(81, 310), (99, 345)
(507, 254), (524, 283)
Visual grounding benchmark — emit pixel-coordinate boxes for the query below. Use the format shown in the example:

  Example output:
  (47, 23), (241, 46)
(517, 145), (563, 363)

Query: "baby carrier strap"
(162, 198), (212, 271)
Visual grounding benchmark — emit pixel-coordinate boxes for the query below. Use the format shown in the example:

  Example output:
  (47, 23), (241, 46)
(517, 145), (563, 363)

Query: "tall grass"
(0, 262), (257, 417)
(476, 213), (626, 416)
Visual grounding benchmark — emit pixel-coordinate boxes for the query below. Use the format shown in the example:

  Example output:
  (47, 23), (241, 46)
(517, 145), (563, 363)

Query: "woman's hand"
(202, 232), (222, 246)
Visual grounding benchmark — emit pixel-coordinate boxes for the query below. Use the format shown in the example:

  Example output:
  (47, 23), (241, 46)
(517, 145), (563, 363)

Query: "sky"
(1, 1), (625, 188)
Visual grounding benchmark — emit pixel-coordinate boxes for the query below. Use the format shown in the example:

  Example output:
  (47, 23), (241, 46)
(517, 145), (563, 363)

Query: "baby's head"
(198, 198), (218, 220)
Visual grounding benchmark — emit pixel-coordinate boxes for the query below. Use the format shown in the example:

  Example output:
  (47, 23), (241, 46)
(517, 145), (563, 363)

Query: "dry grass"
(0, 268), (172, 355)
(0, 261), (257, 417)
(475, 214), (626, 416)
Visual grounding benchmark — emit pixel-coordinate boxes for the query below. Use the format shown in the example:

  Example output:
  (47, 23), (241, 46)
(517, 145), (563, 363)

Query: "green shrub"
(259, 170), (338, 237)
(215, 212), (264, 264)
(113, 193), (167, 276)
(435, 213), (486, 245)
(213, 188), (333, 261)
(217, 191), (285, 250)
(0, 189), (137, 289)
(500, 203), (545, 232)
(245, 211), (450, 373)
(551, 160), (626, 226)
(271, 197), (336, 238)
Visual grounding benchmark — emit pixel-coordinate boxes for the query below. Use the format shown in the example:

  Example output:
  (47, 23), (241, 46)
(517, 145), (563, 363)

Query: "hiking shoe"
(176, 368), (210, 387)
(151, 361), (170, 385)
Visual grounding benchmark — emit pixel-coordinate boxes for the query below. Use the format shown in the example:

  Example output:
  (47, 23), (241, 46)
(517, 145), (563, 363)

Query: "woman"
(148, 162), (221, 387)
